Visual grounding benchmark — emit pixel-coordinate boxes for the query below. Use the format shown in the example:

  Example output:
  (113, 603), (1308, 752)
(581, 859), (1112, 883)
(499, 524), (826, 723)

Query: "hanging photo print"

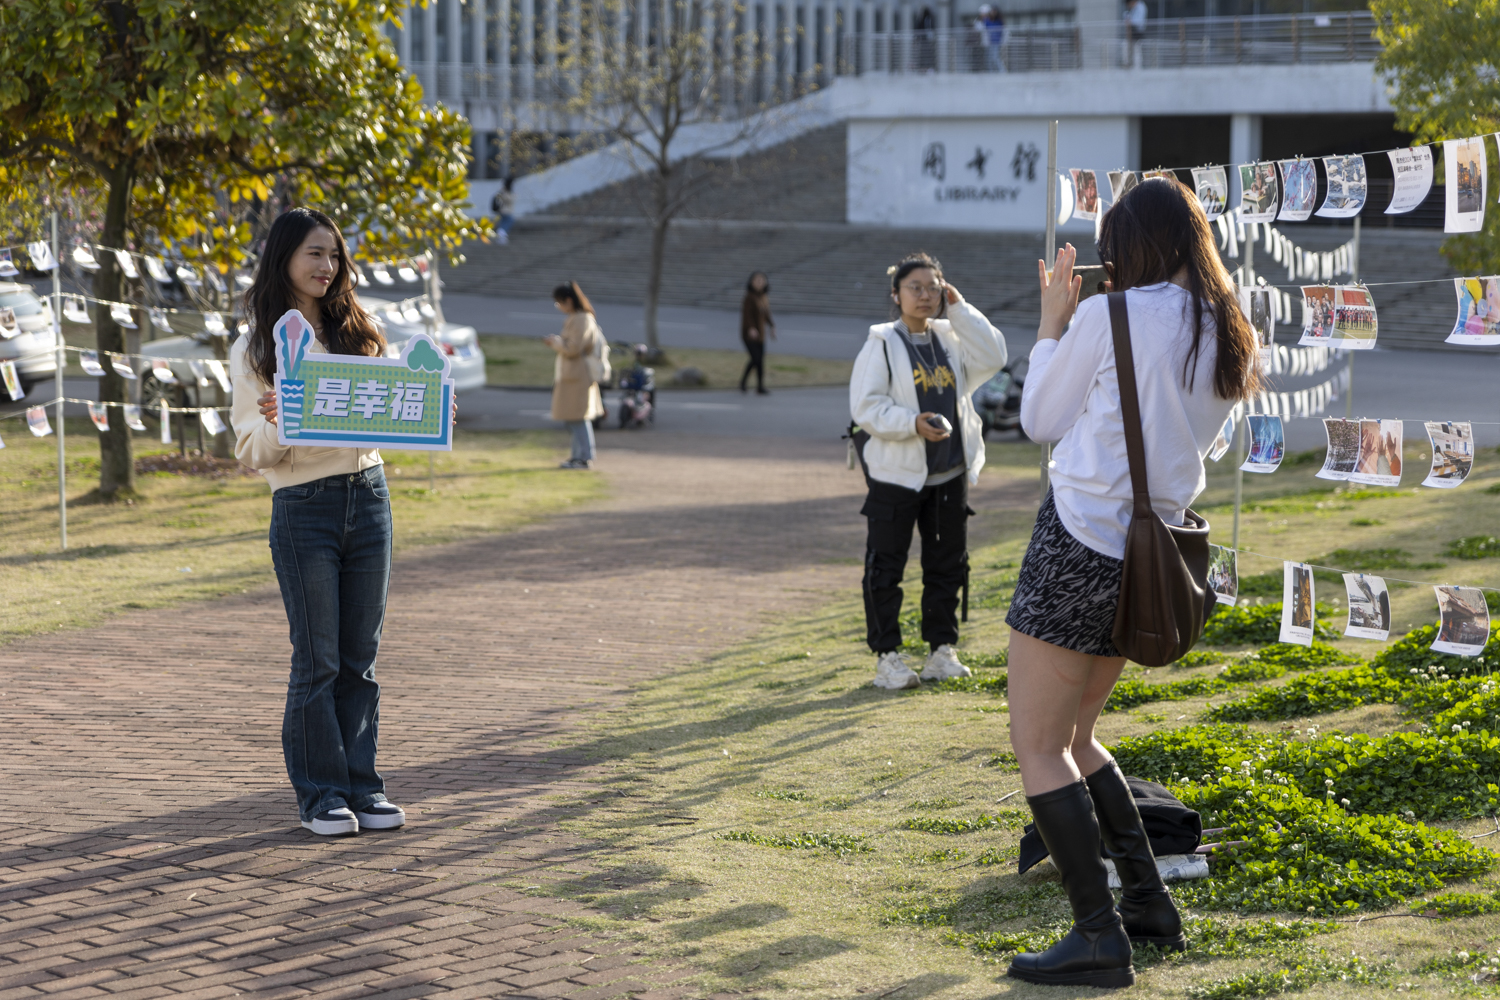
(1432, 586), (1490, 656)
(1237, 162), (1279, 222)
(1386, 146), (1434, 214)
(1333, 285), (1378, 349)
(1241, 414), (1285, 473)
(1343, 573), (1391, 641)
(1192, 166), (1228, 220)
(87, 402), (109, 432)
(200, 408), (227, 436)
(1447, 276), (1500, 346)
(1422, 421), (1475, 488)
(1317, 417), (1361, 480)
(1239, 285), (1275, 367)
(1056, 172), (1076, 226)
(123, 404), (146, 432)
(109, 303), (137, 329)
(151, 359), (178, 384)
(26, 405), (52, 437)
(1209, 412), (1235, 462)
(109, 353), (137, 380)
(62, 295), (90, 324)
(1108, 170), (1139, 202)
(0, 248), (17, 277)
(0, 307), (17, 338)
(1315, 155), (1368, 218)
(1, 359), (21, 400)
(1350, 418), (1403, 486)
(1069, 169), (1100, 221)
(114, 250), (139, 280)
(1142, 169), (1176, 182)
(25, 241), (58, 272)
(1297, 286), (1335, 345)
(206, 359), (231, 393)
(1277, 160), (1317, 221)
(1444, 137), (1486, 233)
(1208, 545), (1238, 605)
(1280, 561), (1316, 647)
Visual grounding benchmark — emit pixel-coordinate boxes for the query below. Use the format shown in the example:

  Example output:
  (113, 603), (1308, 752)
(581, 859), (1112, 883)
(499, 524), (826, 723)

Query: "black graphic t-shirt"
(894, 322), (963, 483)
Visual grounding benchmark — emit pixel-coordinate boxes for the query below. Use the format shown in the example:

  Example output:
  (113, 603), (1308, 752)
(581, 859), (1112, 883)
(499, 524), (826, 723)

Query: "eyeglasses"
(902, 283), (944, 298)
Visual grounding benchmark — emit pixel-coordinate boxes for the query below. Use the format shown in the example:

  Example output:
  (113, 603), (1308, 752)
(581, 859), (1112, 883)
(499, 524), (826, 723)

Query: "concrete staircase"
(448, 125), (1462, 351)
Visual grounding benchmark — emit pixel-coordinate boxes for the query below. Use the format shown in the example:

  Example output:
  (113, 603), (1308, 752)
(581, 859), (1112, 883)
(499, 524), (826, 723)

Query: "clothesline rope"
(1, 396), (229, 416)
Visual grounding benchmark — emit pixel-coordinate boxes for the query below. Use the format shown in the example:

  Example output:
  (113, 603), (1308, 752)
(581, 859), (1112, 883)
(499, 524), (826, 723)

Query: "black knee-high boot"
(1007, 780), (1135, 989)
(1086, 760), (1187, 951)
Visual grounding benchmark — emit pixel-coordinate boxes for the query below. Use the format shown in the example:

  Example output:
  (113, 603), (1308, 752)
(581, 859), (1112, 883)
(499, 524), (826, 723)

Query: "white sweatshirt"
(850, 298), (1008, 492)
(1021, 283), (1236, 559)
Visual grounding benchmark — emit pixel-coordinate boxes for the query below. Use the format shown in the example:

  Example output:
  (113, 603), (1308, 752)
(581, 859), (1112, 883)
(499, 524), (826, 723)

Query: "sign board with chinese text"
(272, 309), (453, 451)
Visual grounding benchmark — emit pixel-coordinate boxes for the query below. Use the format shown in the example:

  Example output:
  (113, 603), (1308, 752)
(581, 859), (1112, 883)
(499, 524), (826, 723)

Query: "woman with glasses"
(849, 251), (1007, 691)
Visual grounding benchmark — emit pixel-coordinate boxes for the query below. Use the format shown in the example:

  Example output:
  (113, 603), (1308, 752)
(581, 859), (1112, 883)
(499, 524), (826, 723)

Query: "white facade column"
(899, 0), (911, 72)
(567, 0), (581, 94)
(859, 0), (872, 73)
(636, 0), (649, 68)
(616, 0), (628, 73)
(935, 0), (948, 72)
(397, 16), (412, 64)
(879, 0), (892, 71)
(821, 0), (835, 80)
(498, 0), (513, 112)
(471, 0), (487, 97)
(721, 0), (736, 111)
(796, 0), (811, 90)
(780, 1), (795, 96)
(425, 1), (439, 92)
(1075, 0), (1116, 69)
(521, 0), (535, 102)
(543, 0), (558, 96)
(447, 0), (464, 98)
(757, 1), (772, 102)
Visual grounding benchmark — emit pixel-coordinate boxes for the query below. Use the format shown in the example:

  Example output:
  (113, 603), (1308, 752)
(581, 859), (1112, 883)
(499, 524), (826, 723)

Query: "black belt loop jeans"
(861, 474), (969, 654)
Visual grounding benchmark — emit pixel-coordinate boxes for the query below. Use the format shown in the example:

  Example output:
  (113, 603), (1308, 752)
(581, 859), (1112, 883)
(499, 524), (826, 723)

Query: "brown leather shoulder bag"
(1107, 292), (1215, 666)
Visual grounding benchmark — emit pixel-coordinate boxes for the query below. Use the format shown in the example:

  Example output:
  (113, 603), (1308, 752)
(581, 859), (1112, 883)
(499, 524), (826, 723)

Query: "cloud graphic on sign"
(405, 338), (445, 372)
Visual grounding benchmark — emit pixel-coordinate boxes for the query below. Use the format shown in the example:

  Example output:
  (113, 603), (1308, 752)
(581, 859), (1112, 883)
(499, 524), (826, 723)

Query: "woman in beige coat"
(546, 282), (604, 468)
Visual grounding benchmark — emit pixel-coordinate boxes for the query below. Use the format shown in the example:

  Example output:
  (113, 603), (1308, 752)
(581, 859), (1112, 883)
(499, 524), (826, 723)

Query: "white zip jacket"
(850, 298), (1008, 491)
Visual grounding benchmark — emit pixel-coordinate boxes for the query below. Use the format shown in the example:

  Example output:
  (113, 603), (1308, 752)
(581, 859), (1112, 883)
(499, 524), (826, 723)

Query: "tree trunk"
(642, 169), (672, 351)
(93, 162), (136, 499)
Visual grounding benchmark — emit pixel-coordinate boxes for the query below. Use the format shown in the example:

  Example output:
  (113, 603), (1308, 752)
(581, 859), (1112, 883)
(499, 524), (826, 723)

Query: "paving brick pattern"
(0, 434), (1036, 999)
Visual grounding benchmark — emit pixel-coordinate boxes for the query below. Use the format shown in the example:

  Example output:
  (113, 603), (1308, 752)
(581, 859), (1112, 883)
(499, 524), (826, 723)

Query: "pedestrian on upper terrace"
(849, 251), (1007, 692)
(739, 271), (775, 395)
(1002, 178), (1261, 988)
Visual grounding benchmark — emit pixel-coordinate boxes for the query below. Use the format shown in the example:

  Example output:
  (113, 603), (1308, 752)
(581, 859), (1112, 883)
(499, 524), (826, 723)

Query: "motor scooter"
(973, 356), (1028, 439)
(616, 344), (656, 429)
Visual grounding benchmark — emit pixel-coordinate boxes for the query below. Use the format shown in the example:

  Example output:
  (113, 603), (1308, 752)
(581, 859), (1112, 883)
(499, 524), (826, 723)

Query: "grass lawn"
(500, 438), (1500, 999)
(0, 422), (604, 644)
(480, 333), (854, 390)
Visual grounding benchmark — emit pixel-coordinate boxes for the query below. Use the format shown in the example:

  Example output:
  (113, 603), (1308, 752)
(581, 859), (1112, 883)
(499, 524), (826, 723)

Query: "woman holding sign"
(231, 207), (420, 837)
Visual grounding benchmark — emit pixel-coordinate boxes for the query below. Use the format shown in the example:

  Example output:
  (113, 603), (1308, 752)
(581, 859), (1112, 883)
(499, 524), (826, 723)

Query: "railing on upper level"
(405, 10), (1380, 114)
(844, 11), (1380, 75)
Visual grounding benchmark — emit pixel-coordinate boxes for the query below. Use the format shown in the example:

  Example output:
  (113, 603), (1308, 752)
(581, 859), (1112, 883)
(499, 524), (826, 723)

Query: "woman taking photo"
(850, 251), (1007, 690)
(546, 282), (604, 469)
(1003, 179), (1260, 987)
(739, 271), (775, 394)
(231, 207), (417, 837)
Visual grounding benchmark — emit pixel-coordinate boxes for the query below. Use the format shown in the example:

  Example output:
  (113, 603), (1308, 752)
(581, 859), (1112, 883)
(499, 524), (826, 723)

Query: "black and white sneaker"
(354, 802), (406, 830)
(301, 807), (359, 836)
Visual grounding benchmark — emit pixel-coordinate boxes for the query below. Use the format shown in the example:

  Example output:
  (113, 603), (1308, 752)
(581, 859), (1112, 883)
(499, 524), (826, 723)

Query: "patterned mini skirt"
(1005, 492), (1126, 657)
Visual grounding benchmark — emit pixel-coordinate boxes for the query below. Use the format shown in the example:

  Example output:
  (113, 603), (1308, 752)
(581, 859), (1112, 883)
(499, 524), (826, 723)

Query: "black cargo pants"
(861, 474), (971, 654)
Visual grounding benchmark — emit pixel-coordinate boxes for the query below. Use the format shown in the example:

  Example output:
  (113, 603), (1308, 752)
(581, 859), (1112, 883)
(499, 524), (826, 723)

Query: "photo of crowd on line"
(1317, 417), (1362, 480)
(1351, 417), (1403, 486)
(1448, 275), (1500, 345)
(1242, 413), (1285, 472)
(1333, 285), (1378, 346)
(1422, 420), (1475, 488)
(1343, 572), (1392, 641)
(1208, 544), (1238, 605)
(1192, 165), (1228, 220)
(1433, 585), (1491, 656)
(1300, 285), (1336, 344)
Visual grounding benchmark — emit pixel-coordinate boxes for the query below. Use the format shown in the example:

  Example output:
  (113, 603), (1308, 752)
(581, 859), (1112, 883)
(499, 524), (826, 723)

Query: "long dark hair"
(244, 208), (383, 384)
(744, 271), (770, 295)
(888, 250), (947, 320)
(1096, 178), (1261, 400)
(552, 281), (594, 314)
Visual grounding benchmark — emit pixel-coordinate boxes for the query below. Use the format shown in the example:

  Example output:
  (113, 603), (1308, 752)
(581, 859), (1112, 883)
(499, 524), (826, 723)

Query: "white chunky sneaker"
(873, 651), (921, 690)
(921, 644), (972, 681)
(301, 807), (359, 837)
(354, 802), (406, 830)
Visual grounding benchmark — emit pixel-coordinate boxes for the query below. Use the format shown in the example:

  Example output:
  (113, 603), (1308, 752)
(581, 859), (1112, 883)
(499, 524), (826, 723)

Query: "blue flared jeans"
(269, 466), (393, 821)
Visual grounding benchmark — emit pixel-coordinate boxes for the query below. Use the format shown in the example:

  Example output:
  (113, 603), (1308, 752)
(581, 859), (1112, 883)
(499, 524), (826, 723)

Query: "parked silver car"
(0, 282), (59, 394)
(135, 296), (487, 409)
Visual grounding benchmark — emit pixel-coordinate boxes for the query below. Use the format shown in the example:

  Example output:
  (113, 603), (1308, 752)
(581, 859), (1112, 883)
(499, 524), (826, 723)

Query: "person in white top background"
(1001, 179), (1262, 988)
(849, 252), (1007, 691)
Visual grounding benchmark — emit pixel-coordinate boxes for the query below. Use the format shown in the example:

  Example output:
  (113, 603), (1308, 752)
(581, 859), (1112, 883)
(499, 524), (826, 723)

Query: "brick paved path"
(0, 434), (1036, 1000)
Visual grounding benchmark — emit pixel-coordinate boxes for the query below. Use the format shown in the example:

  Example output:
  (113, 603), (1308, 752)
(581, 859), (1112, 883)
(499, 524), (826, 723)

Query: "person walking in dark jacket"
(739, 272), (775, 394)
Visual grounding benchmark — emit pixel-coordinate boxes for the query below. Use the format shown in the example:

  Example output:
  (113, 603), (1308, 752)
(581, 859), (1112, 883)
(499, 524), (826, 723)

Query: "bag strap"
(1107, 292), (1152, 517)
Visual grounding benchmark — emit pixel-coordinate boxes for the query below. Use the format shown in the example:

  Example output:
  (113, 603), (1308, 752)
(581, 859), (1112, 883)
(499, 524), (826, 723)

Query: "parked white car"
(0, 282), (59, 394)
(135, 296), (487, 409)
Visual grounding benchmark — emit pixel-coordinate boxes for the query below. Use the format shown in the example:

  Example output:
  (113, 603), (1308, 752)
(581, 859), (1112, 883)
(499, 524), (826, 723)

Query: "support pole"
(1345, 215), (1360, 419)
(52, 211), (66, 550)
(426, 248), (440, 494)
(1040, 120), (1057, 501)
(1231, 411), (1244, 553)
